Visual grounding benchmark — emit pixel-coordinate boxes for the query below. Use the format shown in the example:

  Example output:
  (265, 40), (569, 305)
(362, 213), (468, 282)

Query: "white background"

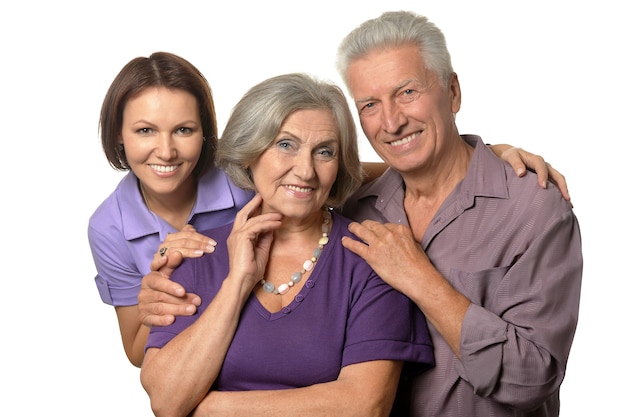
(1, 0), (621, 415)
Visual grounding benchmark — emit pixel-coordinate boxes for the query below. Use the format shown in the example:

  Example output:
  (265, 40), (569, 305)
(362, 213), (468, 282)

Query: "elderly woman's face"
(249, 108), (339, 220)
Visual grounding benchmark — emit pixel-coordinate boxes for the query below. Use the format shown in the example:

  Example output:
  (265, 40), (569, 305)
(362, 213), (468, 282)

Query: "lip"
(148, 164), (181, 176)
(283, 184), (315, 198)
(387, 131), (421, 147)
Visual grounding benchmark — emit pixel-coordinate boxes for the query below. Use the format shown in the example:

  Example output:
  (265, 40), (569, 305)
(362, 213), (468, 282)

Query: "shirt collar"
(118, 167), (239, 241)
(353, 134), (509, 210)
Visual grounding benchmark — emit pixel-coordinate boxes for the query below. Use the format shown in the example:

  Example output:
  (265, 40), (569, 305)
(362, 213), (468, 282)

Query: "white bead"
(277, 283), (290, 295)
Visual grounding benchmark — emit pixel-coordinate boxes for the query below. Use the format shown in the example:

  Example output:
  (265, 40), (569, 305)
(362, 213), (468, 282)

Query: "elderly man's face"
(346, 44), (461, 175)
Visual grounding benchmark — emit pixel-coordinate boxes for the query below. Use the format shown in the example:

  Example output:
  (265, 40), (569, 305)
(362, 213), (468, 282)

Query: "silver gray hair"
(336, 10), (454, 91)
(217, 73), (363, 208)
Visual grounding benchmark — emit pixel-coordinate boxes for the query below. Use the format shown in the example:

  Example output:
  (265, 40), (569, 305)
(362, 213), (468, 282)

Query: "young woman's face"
(249, 108), (339, 221)
(120, 87), (203, 196)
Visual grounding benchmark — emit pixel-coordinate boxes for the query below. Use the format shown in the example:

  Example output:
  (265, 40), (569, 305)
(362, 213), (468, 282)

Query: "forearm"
(140, 276), (254, 417)
(115, 305), (149, 367)
(193, 361), (402, 417)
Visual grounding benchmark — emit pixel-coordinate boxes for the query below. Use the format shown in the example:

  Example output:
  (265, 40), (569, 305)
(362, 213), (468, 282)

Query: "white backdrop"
(1, 0), (621, 415)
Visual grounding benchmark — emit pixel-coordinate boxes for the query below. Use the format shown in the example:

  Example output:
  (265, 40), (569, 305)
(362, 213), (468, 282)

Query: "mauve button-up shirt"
(342, 135), (583, 416)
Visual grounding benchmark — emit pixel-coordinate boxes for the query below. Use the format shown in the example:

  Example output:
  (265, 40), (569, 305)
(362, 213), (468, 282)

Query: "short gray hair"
(336, 11), (454, 91)
(217, 73), (363, 208)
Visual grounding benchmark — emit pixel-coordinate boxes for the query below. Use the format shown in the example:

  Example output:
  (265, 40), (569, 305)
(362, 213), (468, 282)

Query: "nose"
(381, 100), (408, 134)
(292, 151), (315, 181)
(155, 133), (176, 160)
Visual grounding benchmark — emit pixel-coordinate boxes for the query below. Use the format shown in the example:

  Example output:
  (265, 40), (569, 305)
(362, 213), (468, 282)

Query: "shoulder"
(197, 221), (236, 244)
(88, 173), (135, 227)
(342, 169), (403, 223)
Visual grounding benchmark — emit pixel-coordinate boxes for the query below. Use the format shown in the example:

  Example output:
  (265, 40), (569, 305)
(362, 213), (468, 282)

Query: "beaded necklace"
(260, 209), (331, 296)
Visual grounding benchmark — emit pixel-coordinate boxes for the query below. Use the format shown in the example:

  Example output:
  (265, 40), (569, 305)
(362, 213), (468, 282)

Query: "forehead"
(279, 108), (339, 140)
(124, 87), (200, 118)
(347, 44), (434, 95)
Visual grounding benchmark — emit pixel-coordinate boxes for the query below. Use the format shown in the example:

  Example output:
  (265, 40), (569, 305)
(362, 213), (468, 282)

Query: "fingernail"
(516, 168), (524, 176)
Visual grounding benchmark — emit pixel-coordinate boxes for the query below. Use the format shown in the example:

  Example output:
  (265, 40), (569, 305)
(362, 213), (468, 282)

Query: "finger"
(347, 220), (383, 245)
(141, 299), (199, 327)
(498, 146), (527, 178)
(180, 224), (197, 232)
(142, 271), (185, 297)
(233, 194), (263, 227)
(341, 235), (370, 259)
(523, 151), (549, 189)
(160, 246), (209, 259)
(156, 250), (185, 277)
(150, 253), (168, 271)
(161, 233), (217, 252)
(143, 314), (176, 328)
(546, 164), (572, 205)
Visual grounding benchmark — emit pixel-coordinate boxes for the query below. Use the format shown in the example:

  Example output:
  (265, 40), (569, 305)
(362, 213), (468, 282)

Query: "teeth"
(286, 185), (313, 193)
(150, 164), (178, 173)
(390, 133), (418, 147)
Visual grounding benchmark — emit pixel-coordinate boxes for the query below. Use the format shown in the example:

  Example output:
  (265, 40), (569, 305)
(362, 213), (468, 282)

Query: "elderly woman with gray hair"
(139, 72), (434, 417)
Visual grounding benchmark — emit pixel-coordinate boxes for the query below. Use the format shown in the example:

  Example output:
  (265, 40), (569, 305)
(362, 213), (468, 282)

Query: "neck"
(402, 136), (473, 201)
(139, 177), (198, 230)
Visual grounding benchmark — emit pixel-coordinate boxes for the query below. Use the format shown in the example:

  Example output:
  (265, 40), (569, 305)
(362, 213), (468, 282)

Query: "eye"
(175, 127), (193, 136)
(136, 127), (153, 135)
(315, 145), (337, 160)
(359, 102), (376, 115)
(276, 139), (296, 151)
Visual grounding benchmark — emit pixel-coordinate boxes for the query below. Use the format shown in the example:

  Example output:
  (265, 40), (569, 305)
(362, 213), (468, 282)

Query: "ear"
(448, 72), (462, 113)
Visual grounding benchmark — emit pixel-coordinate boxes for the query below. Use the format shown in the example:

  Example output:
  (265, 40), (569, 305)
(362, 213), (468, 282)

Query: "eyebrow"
(277, 130), (339, 145)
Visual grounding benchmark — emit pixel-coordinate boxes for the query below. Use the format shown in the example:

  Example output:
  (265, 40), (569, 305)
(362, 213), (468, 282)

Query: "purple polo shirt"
(88, 167), (253, 306)
(146, 212), (434, 390)
(342, 135), (583, 417)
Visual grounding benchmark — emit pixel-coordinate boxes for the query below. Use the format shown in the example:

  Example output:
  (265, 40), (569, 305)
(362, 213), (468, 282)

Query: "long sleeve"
(459, 208), (582, 409)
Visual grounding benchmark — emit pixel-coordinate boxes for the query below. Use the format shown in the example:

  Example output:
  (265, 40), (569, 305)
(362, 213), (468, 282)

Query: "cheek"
(320, 164), (340, 187)
(181, 141), (205, 163)
(121, 141), (147, 162)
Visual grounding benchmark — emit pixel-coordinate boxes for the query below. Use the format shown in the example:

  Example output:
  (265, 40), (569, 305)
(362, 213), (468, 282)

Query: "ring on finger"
(159, 247), (167, 257)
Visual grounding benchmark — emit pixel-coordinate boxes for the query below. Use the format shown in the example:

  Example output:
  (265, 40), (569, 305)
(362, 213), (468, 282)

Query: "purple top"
(88, 167), (253, 306)
(342, 135), (583, 416)
(146, 211), (434, 390)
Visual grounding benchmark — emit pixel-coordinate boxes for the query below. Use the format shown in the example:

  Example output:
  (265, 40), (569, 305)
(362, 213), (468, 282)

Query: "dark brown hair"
(99, 52), (217, 177)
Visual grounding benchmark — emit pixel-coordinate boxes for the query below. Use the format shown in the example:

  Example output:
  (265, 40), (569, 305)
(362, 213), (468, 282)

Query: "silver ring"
(159, 247), (167, 257)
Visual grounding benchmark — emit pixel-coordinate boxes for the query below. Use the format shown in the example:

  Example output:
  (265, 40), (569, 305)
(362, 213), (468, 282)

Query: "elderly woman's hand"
(225, 194), (282, 289)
